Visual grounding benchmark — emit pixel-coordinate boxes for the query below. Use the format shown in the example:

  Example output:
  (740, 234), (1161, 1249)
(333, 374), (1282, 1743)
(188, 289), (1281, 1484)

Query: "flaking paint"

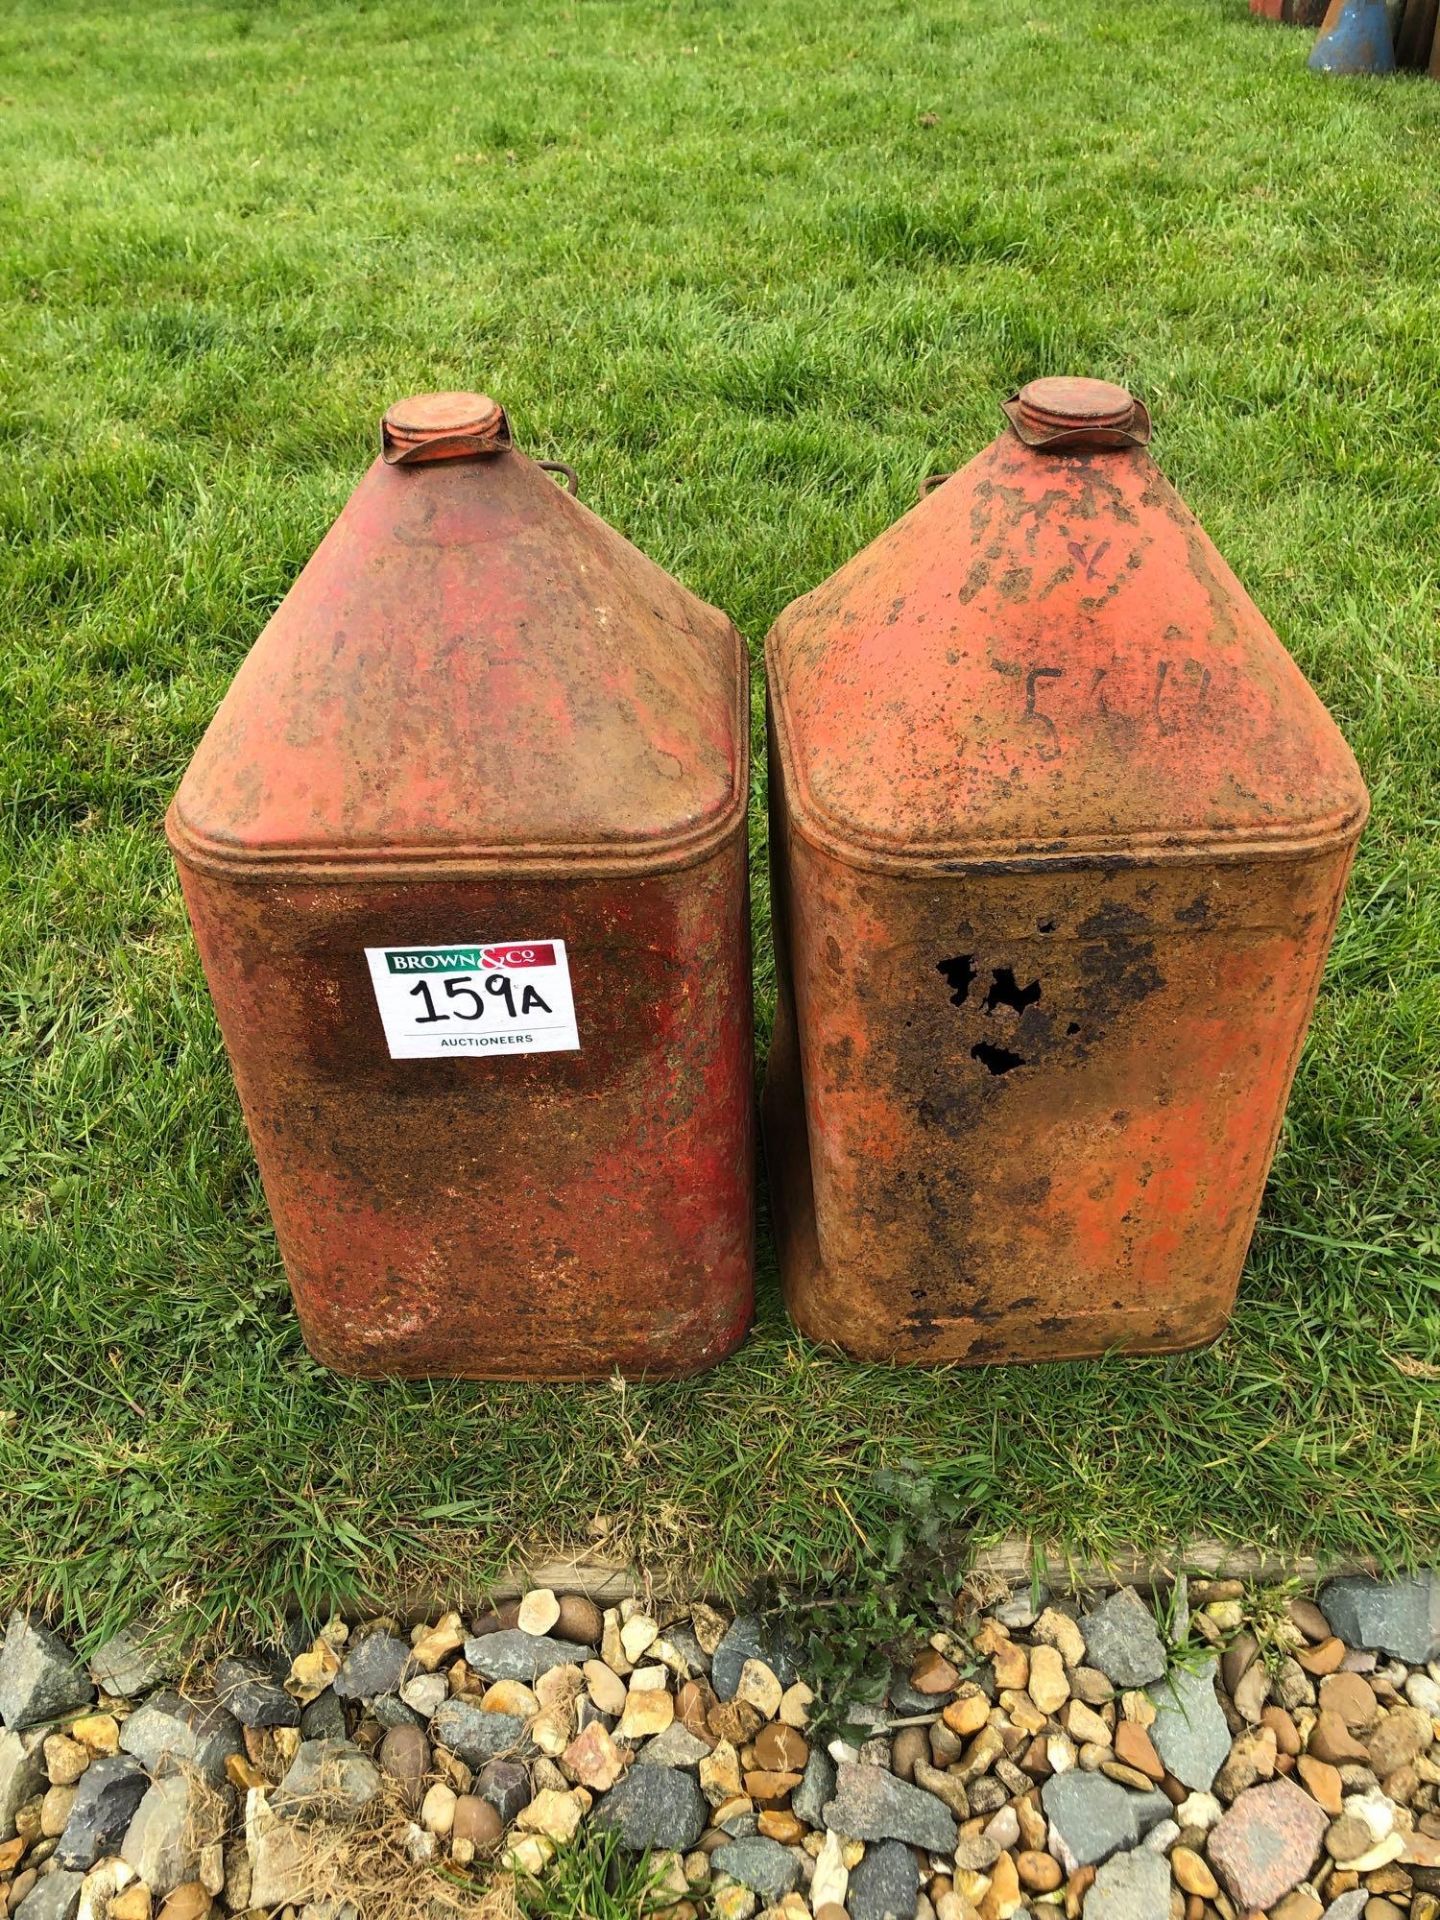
(169, 397), (754, 1378)
(762, 379), (1368, 1365)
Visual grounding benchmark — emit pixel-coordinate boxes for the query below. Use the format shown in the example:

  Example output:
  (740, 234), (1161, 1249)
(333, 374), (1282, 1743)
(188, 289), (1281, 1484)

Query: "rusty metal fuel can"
(762, 378), (1368, 1365)
(168, 393), (754, 1378)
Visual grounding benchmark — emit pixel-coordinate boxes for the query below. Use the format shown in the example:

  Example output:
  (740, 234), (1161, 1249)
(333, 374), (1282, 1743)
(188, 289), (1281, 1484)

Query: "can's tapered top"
(168, 396), (747, 881)
(766, 381), (1368, 872)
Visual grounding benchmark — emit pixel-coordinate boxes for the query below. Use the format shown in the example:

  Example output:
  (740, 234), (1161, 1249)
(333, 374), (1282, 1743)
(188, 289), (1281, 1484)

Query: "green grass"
(2, 0), (1438, 1647)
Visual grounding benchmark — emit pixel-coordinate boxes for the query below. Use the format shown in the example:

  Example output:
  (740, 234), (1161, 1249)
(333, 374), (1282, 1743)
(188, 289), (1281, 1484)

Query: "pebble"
(1320, 1672), (1380, 1732)
(13, 1872), (85, 1920)
(1112, 1722), (1162, 1783)
(408, 1612), (465, 1672)
(617, 1684), (674, 1742)
(332, 1632), (413, 1703)
(563, 1720), (629, 1791)
(464, 1628), (593, 1683)
(847, 1839), (919, 1920)
(592, 1765), (706, 1852)
(378, 1724), (428, 1805)
(552, 1595), (603, 1646)
(420, 1782), (456, 1836)
(66, 1720), (118, 1760)
(453, 1793), (503, 1847)
(1368, 1704), (1433, 1776)
(0, 1734), (48, 1843)
(737, 1662), (784, 1721)
(1016, 1850), (1061, 1893)
(1083, 1845), (1170, 1920)
(1041, 1772), (1173, 1872)
(754, 1724), (807, 1773)
(479, 1678), (539, 1717)
(1033, 1610), (1088, 1670)
(1079, 1591), (1167, 1691)
(87, 1621), (180, 1701)
(1028, 1646), (1069, 1716)
(118, 1692), (242, 1784)
(942, 1688), (991, 1739)
(712, 1838), (801, 1903)
(1207, 1777), (1329, 1909)
(1320, 1573), (1440, 1667)
(1148, 1661), (1230, 1794)
(0, 1618), (94, 1734)
(431, 1699), (531, 1767)
(120, 1776), (204, 1899)
(274, 1739), (380, 1819)
(1170, 1846), (1218, 1898)
(54, 1756), (149, 1871)
(1310, 1709), (1372, 1767)
(823, 1761), (957, 1854)
(517, 1590), (561, 1638)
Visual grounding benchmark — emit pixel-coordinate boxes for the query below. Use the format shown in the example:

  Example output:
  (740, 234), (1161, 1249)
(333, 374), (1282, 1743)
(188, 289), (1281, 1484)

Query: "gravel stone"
(710, 1617), (799, 1703)
(1041, 1771), (1174, 1871)
(300, 1692), (347, 1743)
(120, 1775), (206, 1896)
(591, 1764), (706, 1851)
(274, 1740), (380, 1819)
(634, 1723), (713, 1769)
(119, 1693), (242, 1783)
(1207, 1778), (1328, 1910)
(0, 1616), (94, 1732)
(711, 1837), (801, 1902)
(475, 1759), (531, 1824)
(54, 1755), (148, 1869)
(846, 1838), (919, 1920)
(0, 1728), (47, 1837)
(1320, 1573), (1440, 1665)
(88, 1622), (181, 1700)
(462, 1630), (594, 1684)
(792, 1747), (836, 1828)
(431, 1700), (533, 1767)
(215, 1658), (300, 1730)
(1084, 1846), (1171, 1920)
(370, 1694), (424, 1731)
(333, 1634), (414, 1703)
(1321, 1894), (1369, 1920)
(822, 1760), (958, 1853)
(248, 1822), (309, 1908)
(1079, 1590), (1167, 1690)
(1148, 1658), (1231, 1791)
(992, 1585), (1050, 1631)
(13, 1869), (84, 1920)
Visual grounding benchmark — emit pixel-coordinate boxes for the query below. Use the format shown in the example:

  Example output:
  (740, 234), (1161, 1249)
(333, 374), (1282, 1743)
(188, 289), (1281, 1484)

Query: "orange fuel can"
(168, 394), (754, 1379)
(762, 378), (1368, 1365)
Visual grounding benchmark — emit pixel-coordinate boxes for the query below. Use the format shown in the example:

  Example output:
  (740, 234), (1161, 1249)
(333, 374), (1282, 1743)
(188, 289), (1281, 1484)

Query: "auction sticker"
(364, 940), (580, 1059)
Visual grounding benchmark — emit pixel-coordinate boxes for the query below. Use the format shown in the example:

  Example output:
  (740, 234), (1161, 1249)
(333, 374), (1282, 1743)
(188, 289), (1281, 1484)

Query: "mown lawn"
(2, 0), (1437, 1644)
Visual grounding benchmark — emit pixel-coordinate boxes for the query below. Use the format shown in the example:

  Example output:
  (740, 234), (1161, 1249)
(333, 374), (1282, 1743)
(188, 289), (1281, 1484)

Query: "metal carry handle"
(538, 460), (580, 496)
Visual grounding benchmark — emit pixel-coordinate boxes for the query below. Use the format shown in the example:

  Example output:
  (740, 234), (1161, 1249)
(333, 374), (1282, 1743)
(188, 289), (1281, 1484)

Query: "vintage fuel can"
(168, 393), (754, 1378)
(762, 378), (1368, 1365)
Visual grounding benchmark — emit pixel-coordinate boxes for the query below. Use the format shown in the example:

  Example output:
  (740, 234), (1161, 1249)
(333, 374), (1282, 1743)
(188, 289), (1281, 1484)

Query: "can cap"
(380, 392), (512, 465)
(1002, 376), (1151, 450)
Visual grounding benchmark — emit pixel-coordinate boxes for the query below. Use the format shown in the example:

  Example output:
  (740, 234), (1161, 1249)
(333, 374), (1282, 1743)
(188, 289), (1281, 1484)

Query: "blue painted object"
(1309, 0), (1397, 72)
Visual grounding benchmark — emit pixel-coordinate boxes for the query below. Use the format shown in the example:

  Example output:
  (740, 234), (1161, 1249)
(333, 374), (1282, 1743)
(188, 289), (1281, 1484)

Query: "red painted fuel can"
(168, 393), (754, 1378)
(762, 378), (1368, 1365)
